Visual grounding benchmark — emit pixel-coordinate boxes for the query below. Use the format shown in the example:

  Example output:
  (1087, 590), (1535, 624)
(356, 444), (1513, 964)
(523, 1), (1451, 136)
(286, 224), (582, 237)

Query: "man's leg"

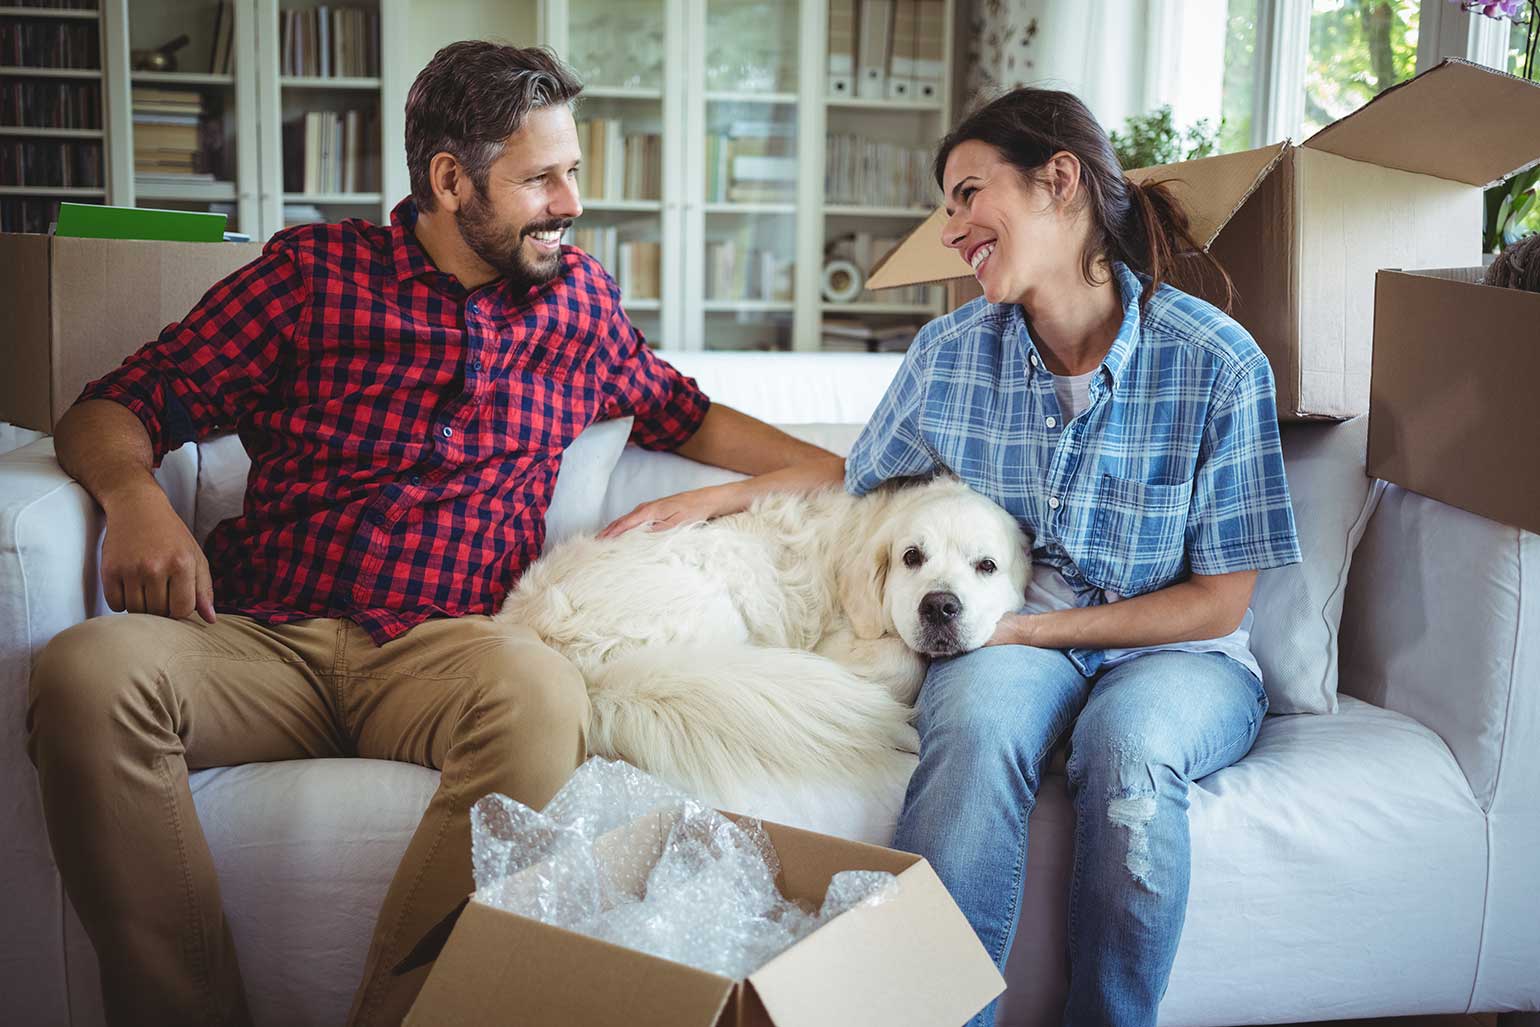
(1063, 651), (1269, 1027)
(27, 613), (347, 1027)
(891, 643), (1092, 1027)
(341, 614), (590, 1027)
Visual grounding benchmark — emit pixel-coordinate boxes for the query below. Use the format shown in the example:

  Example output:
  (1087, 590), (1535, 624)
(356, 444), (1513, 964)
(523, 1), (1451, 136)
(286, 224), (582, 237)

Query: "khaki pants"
(26, 611), (589, 1027)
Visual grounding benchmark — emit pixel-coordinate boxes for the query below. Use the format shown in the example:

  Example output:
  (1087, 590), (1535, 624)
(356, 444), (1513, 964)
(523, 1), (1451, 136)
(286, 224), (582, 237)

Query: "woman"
(603, 88), (1300, 1026)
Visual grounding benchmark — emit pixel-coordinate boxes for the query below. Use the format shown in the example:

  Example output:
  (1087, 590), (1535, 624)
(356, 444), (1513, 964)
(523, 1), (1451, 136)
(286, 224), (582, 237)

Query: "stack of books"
(208, 0), (236, 75)
(0, 16), (99, 69)
(283, 109), (375, 194)
(706, 121), (796, 204)
(279, 5), (380, 77)
(706, 234), (794, 302)
(576, 120), (661, 202)
(133, 88), (206, 179)
(617, 240), (662, 300)
(0, 80), (100, 129)
(825, 134), (935, 208)
(821, 318), (923, 352)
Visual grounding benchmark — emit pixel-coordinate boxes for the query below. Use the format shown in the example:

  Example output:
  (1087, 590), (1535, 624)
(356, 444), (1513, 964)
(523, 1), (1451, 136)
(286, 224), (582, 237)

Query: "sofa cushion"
(192, 419), (634, 549)
(1248, 415), (1385, 714)
(109, 694), (1482, 1027)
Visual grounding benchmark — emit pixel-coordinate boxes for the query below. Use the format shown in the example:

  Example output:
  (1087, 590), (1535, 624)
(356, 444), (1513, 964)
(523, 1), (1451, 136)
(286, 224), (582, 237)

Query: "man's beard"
(455, 188), (570, 294)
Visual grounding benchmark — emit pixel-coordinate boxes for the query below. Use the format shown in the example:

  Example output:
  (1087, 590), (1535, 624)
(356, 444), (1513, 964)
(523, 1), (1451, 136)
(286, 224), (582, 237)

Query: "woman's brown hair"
(933, 88), (1233, 310)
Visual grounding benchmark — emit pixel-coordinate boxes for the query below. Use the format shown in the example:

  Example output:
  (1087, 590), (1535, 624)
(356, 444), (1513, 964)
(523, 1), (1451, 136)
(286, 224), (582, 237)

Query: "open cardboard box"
(403, 809), (1005, 1027)
(866, 59), (1540, 422)
(1367, 266), (1540, 536)
(0, 232), (263, 431)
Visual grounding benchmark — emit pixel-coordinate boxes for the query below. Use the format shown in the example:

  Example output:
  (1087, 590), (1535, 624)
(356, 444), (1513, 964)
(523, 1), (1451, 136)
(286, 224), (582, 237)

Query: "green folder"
(55, 203), (228, 243)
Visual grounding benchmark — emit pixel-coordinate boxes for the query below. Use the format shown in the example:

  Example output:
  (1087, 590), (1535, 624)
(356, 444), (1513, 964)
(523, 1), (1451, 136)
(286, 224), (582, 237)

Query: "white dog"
(497, 477), (1032, 803)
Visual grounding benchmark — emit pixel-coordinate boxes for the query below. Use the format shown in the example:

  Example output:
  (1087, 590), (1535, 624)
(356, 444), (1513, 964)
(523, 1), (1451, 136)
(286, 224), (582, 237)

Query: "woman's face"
(939, 140), (1083, 305)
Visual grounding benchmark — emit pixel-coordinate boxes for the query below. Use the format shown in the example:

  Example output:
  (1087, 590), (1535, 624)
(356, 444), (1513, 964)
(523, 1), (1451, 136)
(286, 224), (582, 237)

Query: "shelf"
(704, 300), (795, 313)
(0, 184), (104, 196)
(0, 65), (102, 79)
(132, 71), (234, 87)
(135, 177), (237, 201)
(584, 199), (662, 212)
(280, 76), (380, 90)
(0, 6), (99, 18)
(822, 302), (938, 315)
(827, 96), (944, 112)
(0, 125), (102, 138)
(584, 86), (663, 100)
(284, 192), (382, 204)
(824, 204), (933, 218)
(706, 90), (797, 105)
(705, 202), (795, 215)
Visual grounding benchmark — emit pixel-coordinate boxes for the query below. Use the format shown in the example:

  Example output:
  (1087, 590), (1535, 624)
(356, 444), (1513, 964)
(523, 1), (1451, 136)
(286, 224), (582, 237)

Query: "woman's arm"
(988, 569), (1258, 649)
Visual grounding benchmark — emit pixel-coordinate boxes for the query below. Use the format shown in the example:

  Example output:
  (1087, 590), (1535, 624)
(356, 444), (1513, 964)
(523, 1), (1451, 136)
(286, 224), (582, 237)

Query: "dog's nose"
(920, 591), (962, 625)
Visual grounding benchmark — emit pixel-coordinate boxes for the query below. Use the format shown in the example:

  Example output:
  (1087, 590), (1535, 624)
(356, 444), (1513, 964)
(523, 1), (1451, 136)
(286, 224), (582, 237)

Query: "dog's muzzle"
(917, 591), (965, 655)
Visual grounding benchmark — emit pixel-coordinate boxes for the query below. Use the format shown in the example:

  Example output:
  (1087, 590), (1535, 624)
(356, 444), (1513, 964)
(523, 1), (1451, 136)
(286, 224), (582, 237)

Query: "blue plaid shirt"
(846, 262), (1301, 680)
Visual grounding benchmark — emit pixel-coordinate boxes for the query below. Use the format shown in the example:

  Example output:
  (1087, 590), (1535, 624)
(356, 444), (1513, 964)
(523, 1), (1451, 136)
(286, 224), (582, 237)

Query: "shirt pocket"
(1077, 473), (1193, 596)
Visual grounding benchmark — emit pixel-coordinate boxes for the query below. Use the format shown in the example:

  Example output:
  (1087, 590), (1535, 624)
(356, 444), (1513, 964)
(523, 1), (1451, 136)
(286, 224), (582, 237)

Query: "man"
(26, 41), (834, 1027)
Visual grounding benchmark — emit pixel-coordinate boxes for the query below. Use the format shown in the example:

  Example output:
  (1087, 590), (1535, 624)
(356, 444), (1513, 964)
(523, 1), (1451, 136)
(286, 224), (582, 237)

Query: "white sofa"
(2, 352), (1537, 1027)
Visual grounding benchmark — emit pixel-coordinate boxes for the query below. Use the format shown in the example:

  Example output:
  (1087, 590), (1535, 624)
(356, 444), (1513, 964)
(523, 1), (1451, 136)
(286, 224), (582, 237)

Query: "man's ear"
(836, 500), (896, 639)
(429, 151), (467, 213)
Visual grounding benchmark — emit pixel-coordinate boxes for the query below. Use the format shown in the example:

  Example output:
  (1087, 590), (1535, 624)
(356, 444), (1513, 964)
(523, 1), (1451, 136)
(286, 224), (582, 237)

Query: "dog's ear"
(835, 499), (896, 639)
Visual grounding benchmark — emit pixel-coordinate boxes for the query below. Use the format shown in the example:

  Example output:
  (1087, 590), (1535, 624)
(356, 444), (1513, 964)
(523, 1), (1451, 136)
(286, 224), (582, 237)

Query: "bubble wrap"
(469, 757), (900, 978)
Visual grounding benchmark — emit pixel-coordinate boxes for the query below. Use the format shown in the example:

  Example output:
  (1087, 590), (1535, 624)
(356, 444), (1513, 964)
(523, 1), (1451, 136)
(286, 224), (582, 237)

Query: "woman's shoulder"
(909, 294), (1014, 358)
(1140, 278), (1269, 378)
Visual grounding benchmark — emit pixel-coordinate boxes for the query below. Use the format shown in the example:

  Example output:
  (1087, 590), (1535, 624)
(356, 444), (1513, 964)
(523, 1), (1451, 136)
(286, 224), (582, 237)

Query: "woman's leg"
(1063, 651), (1269, 1027)
(893, 643), (1091, 1027)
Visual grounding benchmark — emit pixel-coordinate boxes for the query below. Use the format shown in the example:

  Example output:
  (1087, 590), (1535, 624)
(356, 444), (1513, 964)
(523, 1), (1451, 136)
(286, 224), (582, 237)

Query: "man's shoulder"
(263, 216), (392, 275)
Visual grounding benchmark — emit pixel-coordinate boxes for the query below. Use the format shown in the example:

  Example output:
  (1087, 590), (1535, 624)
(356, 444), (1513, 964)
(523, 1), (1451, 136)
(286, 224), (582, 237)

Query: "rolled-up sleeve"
(73, 242), (307, 466)
(844, 341), (938, 496)
(1185, 353), (1302, 575)
(600, 312), (710, 451)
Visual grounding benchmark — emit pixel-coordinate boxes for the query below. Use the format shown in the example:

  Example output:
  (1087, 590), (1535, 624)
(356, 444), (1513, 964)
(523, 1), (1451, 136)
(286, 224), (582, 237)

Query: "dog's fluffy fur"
(497, 477), (1032, 803)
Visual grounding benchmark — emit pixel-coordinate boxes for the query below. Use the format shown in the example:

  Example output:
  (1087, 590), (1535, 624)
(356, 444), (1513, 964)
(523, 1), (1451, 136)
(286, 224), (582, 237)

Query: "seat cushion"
(102, 696), (1483, 1027)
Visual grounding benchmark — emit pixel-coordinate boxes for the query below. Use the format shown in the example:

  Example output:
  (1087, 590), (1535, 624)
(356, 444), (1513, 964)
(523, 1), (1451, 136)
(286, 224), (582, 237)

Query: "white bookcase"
(41, 0), (952, 351)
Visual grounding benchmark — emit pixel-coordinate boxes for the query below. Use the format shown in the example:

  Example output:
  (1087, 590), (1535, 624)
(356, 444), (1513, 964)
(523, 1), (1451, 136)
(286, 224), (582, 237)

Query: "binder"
(827, 0), (857, 98)
(886, 0), (916, 99)
(914, 0), (944, 102)
(856, 0), (893, 100)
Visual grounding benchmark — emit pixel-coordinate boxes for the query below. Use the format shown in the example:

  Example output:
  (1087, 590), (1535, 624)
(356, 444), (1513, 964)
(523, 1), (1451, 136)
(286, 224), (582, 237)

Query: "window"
(1220, 0), (1263, 152)
(1302, 0), (1421, 136)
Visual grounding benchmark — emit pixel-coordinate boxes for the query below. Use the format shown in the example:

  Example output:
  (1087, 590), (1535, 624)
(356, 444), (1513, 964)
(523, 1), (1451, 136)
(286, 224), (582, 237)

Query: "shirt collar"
(389, 197), (443, 285)
(1010, 260), (1144, 392)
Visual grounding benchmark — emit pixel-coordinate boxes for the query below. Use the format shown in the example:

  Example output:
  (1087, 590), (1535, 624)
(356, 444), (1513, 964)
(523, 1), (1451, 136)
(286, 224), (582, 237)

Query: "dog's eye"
(975, 558), (997, 575)
(902, 547), (924, 569)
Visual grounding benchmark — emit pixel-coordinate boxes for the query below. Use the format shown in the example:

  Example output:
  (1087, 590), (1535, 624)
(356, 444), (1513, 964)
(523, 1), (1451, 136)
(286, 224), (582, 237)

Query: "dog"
(497, 476), (1032, 804)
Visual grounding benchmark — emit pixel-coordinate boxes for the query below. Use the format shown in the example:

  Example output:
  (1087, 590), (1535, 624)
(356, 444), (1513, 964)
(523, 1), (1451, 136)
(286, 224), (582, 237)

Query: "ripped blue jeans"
(892, 646), (1267, 1027)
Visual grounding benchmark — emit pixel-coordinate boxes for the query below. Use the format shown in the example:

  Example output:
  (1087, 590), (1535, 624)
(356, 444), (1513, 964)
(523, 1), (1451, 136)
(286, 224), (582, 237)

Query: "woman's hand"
(984, 612), (1037, 648)
(597, 482), (745, 539)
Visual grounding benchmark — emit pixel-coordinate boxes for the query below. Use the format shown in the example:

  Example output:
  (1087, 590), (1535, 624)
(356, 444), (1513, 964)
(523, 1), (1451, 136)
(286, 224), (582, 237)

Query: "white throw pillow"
(192, 418), (635, 549)
(1248, 415), (1385, 715)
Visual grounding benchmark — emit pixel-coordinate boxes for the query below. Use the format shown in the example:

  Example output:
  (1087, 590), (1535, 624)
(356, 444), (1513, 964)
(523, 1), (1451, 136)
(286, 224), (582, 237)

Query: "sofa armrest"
(1339, 482), (1539, 814)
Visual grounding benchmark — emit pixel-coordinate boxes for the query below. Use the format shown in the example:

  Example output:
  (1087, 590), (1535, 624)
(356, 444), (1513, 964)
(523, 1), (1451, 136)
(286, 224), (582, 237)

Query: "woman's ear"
(1043, 150), (1082, 206)
(835, 503), (896, 639)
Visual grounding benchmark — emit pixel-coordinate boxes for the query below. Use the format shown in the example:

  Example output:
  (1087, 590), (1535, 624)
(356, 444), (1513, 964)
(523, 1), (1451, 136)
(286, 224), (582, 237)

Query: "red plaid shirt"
(78, 199), (710, 644)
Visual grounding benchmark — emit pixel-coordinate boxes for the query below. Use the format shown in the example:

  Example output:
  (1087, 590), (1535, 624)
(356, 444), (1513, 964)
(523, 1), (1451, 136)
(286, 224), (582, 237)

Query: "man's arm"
(987, 569), (1257, 649)
(54, 399), (217, 623)
(674, 402), (835, 475)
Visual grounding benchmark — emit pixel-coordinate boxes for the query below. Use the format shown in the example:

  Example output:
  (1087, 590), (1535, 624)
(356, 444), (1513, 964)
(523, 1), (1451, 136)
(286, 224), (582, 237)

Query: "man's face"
(454, 104), (583, 293)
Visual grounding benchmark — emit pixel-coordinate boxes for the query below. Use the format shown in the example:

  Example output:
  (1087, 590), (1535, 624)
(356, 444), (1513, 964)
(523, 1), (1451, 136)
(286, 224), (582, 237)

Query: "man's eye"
(975, 558), (997, 576)
(902, 547), (924, 569)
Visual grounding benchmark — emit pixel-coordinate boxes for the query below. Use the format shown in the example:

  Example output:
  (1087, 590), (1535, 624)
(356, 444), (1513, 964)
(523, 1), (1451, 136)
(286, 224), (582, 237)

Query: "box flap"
(403, 899), (736, 1027)
(1125, 141), (1289, 249)
(864, 142), (1286, 290)
(745, 858), (1004, 1027)
(1302, 58), (1540, 187)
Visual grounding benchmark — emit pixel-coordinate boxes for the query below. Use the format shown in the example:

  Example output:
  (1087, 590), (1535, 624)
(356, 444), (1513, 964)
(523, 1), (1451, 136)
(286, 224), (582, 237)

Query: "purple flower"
(1453, 0), (1527, 18)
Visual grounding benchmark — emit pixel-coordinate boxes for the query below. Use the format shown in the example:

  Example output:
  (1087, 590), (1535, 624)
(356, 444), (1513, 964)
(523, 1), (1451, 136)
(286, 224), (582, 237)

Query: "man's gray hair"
(405, 41), (583, 210)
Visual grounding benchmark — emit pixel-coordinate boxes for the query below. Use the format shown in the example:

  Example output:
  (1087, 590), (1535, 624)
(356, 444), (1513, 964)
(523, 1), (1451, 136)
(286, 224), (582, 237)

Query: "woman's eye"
(902, 547), (924, 569)
(976, 558), (997, 576)
(961, 186), (977, 201)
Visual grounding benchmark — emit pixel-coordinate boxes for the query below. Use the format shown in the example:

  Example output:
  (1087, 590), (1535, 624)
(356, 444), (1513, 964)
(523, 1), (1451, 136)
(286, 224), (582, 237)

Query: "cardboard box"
(1367, 266), (1540, 535)
(0, 232), (264, 431)
(403, 810), (1005, 1027)
(865, 59), (1540, 422)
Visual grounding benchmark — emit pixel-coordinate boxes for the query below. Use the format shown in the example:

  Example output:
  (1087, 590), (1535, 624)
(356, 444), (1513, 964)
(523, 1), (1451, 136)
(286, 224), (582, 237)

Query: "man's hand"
(984, 611), (1037, 648)
(99, 480), (217, 623)
(598, 483), (744, 539)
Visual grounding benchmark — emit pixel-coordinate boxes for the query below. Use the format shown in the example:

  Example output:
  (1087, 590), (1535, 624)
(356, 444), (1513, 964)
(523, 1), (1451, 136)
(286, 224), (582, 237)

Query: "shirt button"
(469, 358), (481, 371)
(411, 474), (422, 485)
(365, 509), (384, 525)
(1045, 416), (1057, 428)
(1048, 496), (1061, 510)
(1065, 565), (1079, 578)
(1030, 353), (1040, 367)
(441, 426), (453, 439)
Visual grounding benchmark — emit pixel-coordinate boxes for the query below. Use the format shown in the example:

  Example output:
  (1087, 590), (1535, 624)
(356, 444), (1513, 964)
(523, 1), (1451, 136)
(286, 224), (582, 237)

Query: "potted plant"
(1457, 0), (1540, 250)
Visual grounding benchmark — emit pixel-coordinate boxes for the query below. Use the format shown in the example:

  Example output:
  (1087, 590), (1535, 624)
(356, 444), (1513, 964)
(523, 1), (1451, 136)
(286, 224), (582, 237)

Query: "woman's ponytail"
(1121, 177), (1234, 312)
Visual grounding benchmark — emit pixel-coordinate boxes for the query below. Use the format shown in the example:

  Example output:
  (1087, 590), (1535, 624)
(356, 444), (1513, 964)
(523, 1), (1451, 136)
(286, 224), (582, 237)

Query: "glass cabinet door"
(694, 0), (799, 350)
(564, 0), (669, 346)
